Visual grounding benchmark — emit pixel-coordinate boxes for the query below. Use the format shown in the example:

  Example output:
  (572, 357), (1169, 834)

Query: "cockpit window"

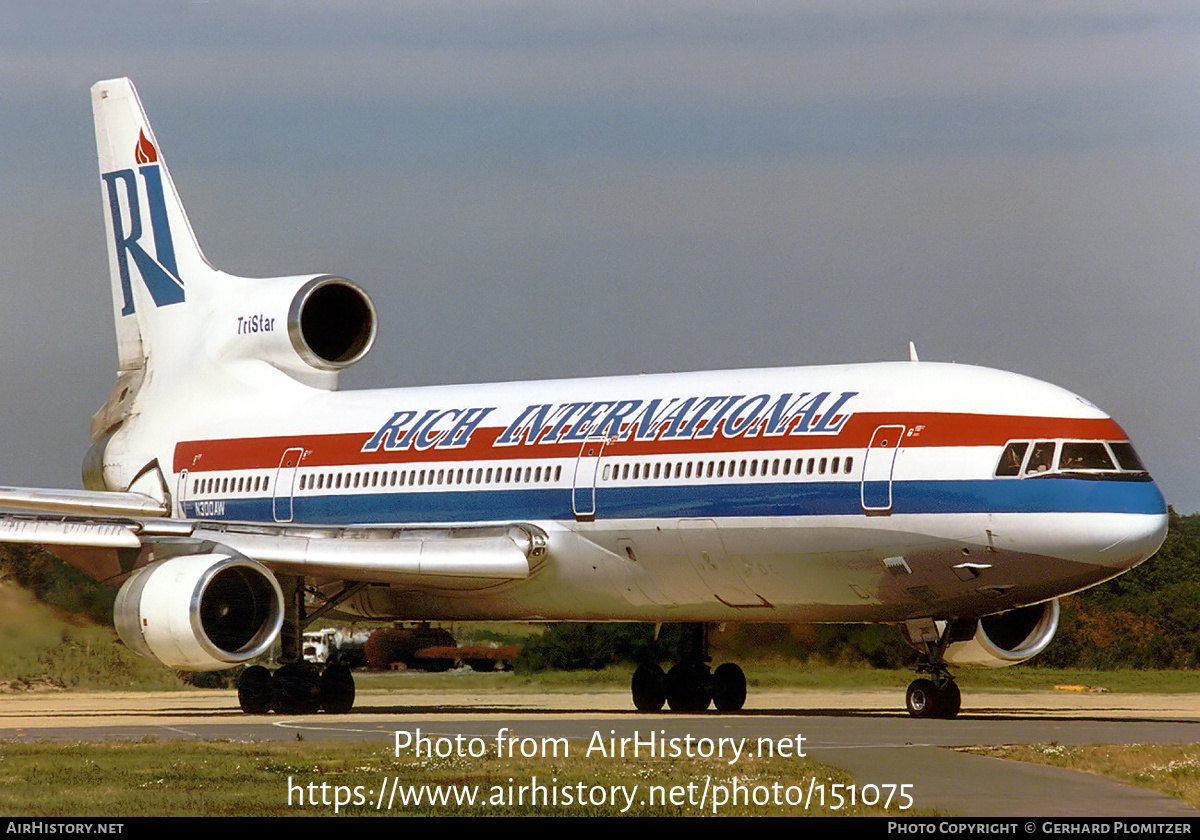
(1024, 441), (1056, 474)
(1059, 442), (1115, 472)
(996, 439), (1148, 479)
(995, 442), (1028, 476)
(1109, 442), (1147, 472)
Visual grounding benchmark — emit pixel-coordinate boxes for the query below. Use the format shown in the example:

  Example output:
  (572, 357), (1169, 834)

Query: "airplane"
(0, 78), (1168, 719)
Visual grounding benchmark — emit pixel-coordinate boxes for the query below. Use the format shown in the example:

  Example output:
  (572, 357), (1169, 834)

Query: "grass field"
(966, 744), (1200, 812)
(4, 575), (1200, 696)
(0, 739), (926, 817)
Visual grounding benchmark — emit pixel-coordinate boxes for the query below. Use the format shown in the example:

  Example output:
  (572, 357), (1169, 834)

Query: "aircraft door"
(273, 447), (305, 523)
(177, 469), (189, 516)
(861, 425), (904, 515)
(572, 436), (607, 522)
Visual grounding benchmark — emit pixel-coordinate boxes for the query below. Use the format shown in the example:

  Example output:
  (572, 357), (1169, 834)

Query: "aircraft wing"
(172, 520), (545, 585)
(0, 485), (169, 517)
(0, 486), (544, 586)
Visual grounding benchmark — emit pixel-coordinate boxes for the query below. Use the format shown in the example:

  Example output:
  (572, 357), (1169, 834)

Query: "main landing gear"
(237, 574), (360, 715)
(237, 661), (355, 715)
(629, 624), (747, 713)
(902, 619), (964, 719)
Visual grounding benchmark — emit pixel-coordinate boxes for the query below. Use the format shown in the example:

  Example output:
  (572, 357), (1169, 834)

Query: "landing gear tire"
(711, 663), (746, 712)
(937, 681), (961, 719)
(901, 617), (970, 719)
(273, 662), (322, 715)
(320, 663), (356, 714)
(237, 665), (274, 715)
(906, 678), (940, 718)
(629, 624), (750, 714)
(631, 663), (667, 712)
(906, 678), (961, 719)
(666, 661), (712, 712)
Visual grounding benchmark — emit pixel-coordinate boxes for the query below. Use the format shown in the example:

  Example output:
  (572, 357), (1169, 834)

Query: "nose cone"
(1096, 512), (1169, 571)
(1094, 481), (1169, 571)
(1018, 480), (1167, 570)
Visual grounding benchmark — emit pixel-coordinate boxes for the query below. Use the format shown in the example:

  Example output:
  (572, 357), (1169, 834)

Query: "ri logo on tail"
(100, 129), (185, 313)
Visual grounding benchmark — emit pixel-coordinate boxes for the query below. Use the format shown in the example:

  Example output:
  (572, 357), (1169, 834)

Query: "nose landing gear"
(902, 618), (964, 719)
(905, 671), (961, 719)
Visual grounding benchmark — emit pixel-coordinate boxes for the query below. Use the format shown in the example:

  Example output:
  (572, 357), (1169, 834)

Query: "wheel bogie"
(236, 662), (357, 715)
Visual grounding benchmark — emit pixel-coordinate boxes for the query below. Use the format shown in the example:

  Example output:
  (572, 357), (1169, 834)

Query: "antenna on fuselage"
(908, 341), (920, 362)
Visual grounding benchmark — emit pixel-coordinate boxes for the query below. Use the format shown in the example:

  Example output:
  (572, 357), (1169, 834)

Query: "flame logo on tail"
(135, 130), (158, 165)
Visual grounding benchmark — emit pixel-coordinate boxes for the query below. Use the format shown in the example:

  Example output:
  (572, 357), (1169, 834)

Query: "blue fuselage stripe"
(182, 477), (1165, 525)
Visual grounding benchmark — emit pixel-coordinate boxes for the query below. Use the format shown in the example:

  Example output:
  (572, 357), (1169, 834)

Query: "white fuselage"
(99, 358), (1166, 625)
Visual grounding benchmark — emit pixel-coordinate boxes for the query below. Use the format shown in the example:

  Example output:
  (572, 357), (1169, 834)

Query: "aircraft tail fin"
(84, 79), (377, 490)
(92, 78), (216, 373)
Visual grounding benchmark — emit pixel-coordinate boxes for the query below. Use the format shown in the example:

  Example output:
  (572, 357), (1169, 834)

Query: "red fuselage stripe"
(172, 412), (1128, 473)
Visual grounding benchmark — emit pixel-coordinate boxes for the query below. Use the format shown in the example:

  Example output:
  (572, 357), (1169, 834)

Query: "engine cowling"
(286, 275), (377, 372)
(208, 274), (377, 386)
(114, 553), (284, 671)
(942, 599), (1060, 668)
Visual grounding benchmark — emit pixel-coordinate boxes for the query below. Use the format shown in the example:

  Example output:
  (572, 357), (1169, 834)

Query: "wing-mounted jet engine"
(113, 552), (284, 671)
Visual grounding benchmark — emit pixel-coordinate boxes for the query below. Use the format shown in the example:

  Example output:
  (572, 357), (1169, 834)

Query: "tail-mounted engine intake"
(210, 274), (377, 387)
(287, 276), (377, 371)
(114, 553), (284, 671)
(941, 599), (1061, 668)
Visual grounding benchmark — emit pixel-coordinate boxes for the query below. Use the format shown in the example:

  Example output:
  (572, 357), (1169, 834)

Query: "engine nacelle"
(114, 553), (284, 671)
(209, 274), (377, 385)
(942, 599), (1061, 668)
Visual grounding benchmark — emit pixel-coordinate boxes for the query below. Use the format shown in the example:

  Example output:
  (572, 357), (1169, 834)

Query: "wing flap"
(0, 514), (142, 548)
(0, 493), (546, 588)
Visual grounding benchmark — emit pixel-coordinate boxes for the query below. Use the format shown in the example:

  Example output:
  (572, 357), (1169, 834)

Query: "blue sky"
(3, 1), (1200, 511)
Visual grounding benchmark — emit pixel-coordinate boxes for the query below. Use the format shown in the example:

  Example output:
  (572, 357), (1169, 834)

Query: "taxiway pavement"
(2, 685), (1198, 817)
